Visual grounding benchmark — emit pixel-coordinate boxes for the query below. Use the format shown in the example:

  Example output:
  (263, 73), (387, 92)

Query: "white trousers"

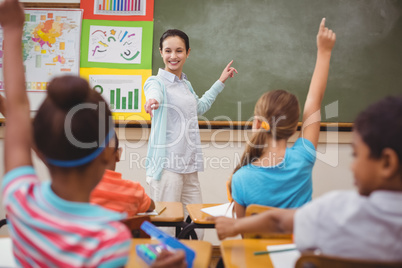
(147, 169), (204, 239)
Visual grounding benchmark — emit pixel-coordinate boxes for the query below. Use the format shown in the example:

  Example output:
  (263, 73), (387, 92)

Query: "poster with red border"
(80, 0), (154, 21)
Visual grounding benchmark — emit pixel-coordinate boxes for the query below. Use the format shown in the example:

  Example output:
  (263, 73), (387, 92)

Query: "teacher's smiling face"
(160, 36), (191, 78)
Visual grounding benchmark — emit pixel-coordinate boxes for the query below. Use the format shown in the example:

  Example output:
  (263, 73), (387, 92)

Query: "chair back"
(120, 215), (151, 238)
(296, 252), (402, 268)
(226, 180), (233, 202)
(243, 204), (292, 239)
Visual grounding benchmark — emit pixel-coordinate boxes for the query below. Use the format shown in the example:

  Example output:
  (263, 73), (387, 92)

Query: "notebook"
(200, 203), (234, 218)
(267, 244), (301, 268)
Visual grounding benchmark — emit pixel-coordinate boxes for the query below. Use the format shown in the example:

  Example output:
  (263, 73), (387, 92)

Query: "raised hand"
(300, 18), (336, 148)
(0, 0), (25, 31)
(317, 18), (336, 54)
(219, 60), (238, 83)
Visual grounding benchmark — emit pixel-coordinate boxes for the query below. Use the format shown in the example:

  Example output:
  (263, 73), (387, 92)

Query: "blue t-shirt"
(232, 138), (316, 209)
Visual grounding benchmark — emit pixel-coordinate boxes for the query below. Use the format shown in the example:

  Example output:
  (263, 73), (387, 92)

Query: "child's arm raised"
(0, 0), (33, 172)
(300, 18), (336, 148)
(209, 208), (296, 240)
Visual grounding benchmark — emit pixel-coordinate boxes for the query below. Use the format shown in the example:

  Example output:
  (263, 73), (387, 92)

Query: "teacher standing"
(144, 29), (237, 236)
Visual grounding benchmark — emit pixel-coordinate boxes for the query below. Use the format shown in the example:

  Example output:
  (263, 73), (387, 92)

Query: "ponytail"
(227, 89), (300, 196)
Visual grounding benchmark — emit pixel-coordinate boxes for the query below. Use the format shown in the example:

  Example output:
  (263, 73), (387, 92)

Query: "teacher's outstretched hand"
(144, 98), (159, 118)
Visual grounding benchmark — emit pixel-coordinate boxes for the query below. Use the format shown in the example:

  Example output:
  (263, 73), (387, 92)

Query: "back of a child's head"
(33, 75), (113, 170)
(254, 90), (300, 140)
(354, 95), (402, 166)
(232, 89), (299, 175)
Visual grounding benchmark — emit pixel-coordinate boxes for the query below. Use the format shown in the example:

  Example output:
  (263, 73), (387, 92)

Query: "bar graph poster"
(80, 68), (151, 121)
(81, 20), (153, 69)
(88, 25), (142, 64)
(89, 75), (142, 113)
(80, 0), (154, 21)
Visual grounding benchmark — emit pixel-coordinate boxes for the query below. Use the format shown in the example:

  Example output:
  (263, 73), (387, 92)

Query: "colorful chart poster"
(89, 75), (142, 113)
(80, 68), (151, 121)
(81, 19), (153, 69)
(94, 0), (146, 16)
(0, 9), (82, 111)
(88, 25), (142, 64)
(80, 0), (154, 21)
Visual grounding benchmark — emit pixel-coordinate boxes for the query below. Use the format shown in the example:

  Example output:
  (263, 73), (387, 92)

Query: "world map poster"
(0, 9), (82, 111)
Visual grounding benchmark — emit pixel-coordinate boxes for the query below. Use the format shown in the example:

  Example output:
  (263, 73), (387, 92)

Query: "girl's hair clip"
(261, 121), (270, 132)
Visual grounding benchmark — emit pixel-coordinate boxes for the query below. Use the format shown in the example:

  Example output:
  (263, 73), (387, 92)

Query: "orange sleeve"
(131, 182), (152, 213)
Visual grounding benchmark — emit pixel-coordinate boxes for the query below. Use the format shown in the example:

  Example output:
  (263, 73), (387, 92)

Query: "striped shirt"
(90, 169), (151, 217)
(1, 166), (132, 268)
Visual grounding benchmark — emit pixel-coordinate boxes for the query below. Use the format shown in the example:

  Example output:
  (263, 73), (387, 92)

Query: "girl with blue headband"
(0, 0), (132, 266)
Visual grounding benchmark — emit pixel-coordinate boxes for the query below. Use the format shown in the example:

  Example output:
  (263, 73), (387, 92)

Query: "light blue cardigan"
(144, 74), (225, 181)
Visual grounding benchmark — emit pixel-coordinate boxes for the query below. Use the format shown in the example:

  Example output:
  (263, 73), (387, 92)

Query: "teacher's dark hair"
(159, 29), (190, 52)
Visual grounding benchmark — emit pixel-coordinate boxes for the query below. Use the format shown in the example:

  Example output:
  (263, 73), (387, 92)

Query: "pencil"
(157, 206), (166, 215)
(254, 248), (296, 255)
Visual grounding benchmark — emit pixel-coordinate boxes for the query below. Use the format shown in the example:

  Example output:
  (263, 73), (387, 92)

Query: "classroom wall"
(0, 128), (355, 244)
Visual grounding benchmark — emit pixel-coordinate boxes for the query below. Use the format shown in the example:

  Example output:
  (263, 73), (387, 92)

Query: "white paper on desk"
(267, 244), (300, 268)
(137, 210), (158, 216)
(0, 238), (18, 268)
(200, 203), (234, 218)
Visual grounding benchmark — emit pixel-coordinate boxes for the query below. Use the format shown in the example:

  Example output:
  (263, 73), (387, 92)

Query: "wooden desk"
(126, 238), (212, 268)
(177, 204), (222, 239)
(220, 238), (294, 268)
(186, 203), (222, 224)
(150, 202), (184, 222)
(149, 202), (186, 237)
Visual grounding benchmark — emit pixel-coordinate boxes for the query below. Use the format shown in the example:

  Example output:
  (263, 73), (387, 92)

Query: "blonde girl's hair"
(227, 90), (300, 196)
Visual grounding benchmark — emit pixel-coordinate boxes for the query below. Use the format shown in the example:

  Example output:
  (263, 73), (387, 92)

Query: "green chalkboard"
(152, 0), (402, 123)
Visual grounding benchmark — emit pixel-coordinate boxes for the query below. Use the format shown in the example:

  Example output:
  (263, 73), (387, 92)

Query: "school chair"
(226, 180), (233, 202)
(295, 252), (402, 268)
(177, 204), (220, 239)
(120, 215), (151, 238)
(243, 204), (292, 239)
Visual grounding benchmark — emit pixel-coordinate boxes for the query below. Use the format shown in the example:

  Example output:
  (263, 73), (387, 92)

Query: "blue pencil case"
(135, 221), (195, 268)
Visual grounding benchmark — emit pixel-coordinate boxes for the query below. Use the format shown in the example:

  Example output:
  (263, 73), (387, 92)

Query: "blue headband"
(46, 129), (115, 168)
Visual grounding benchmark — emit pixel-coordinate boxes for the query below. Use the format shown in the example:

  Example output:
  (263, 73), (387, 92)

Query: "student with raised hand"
(212, 96), (402, 261)
(0, 0), (132, 266)
(143, 29), (237, 236)
(90, 132), (156, 216)
(228, 18), (336, 218)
